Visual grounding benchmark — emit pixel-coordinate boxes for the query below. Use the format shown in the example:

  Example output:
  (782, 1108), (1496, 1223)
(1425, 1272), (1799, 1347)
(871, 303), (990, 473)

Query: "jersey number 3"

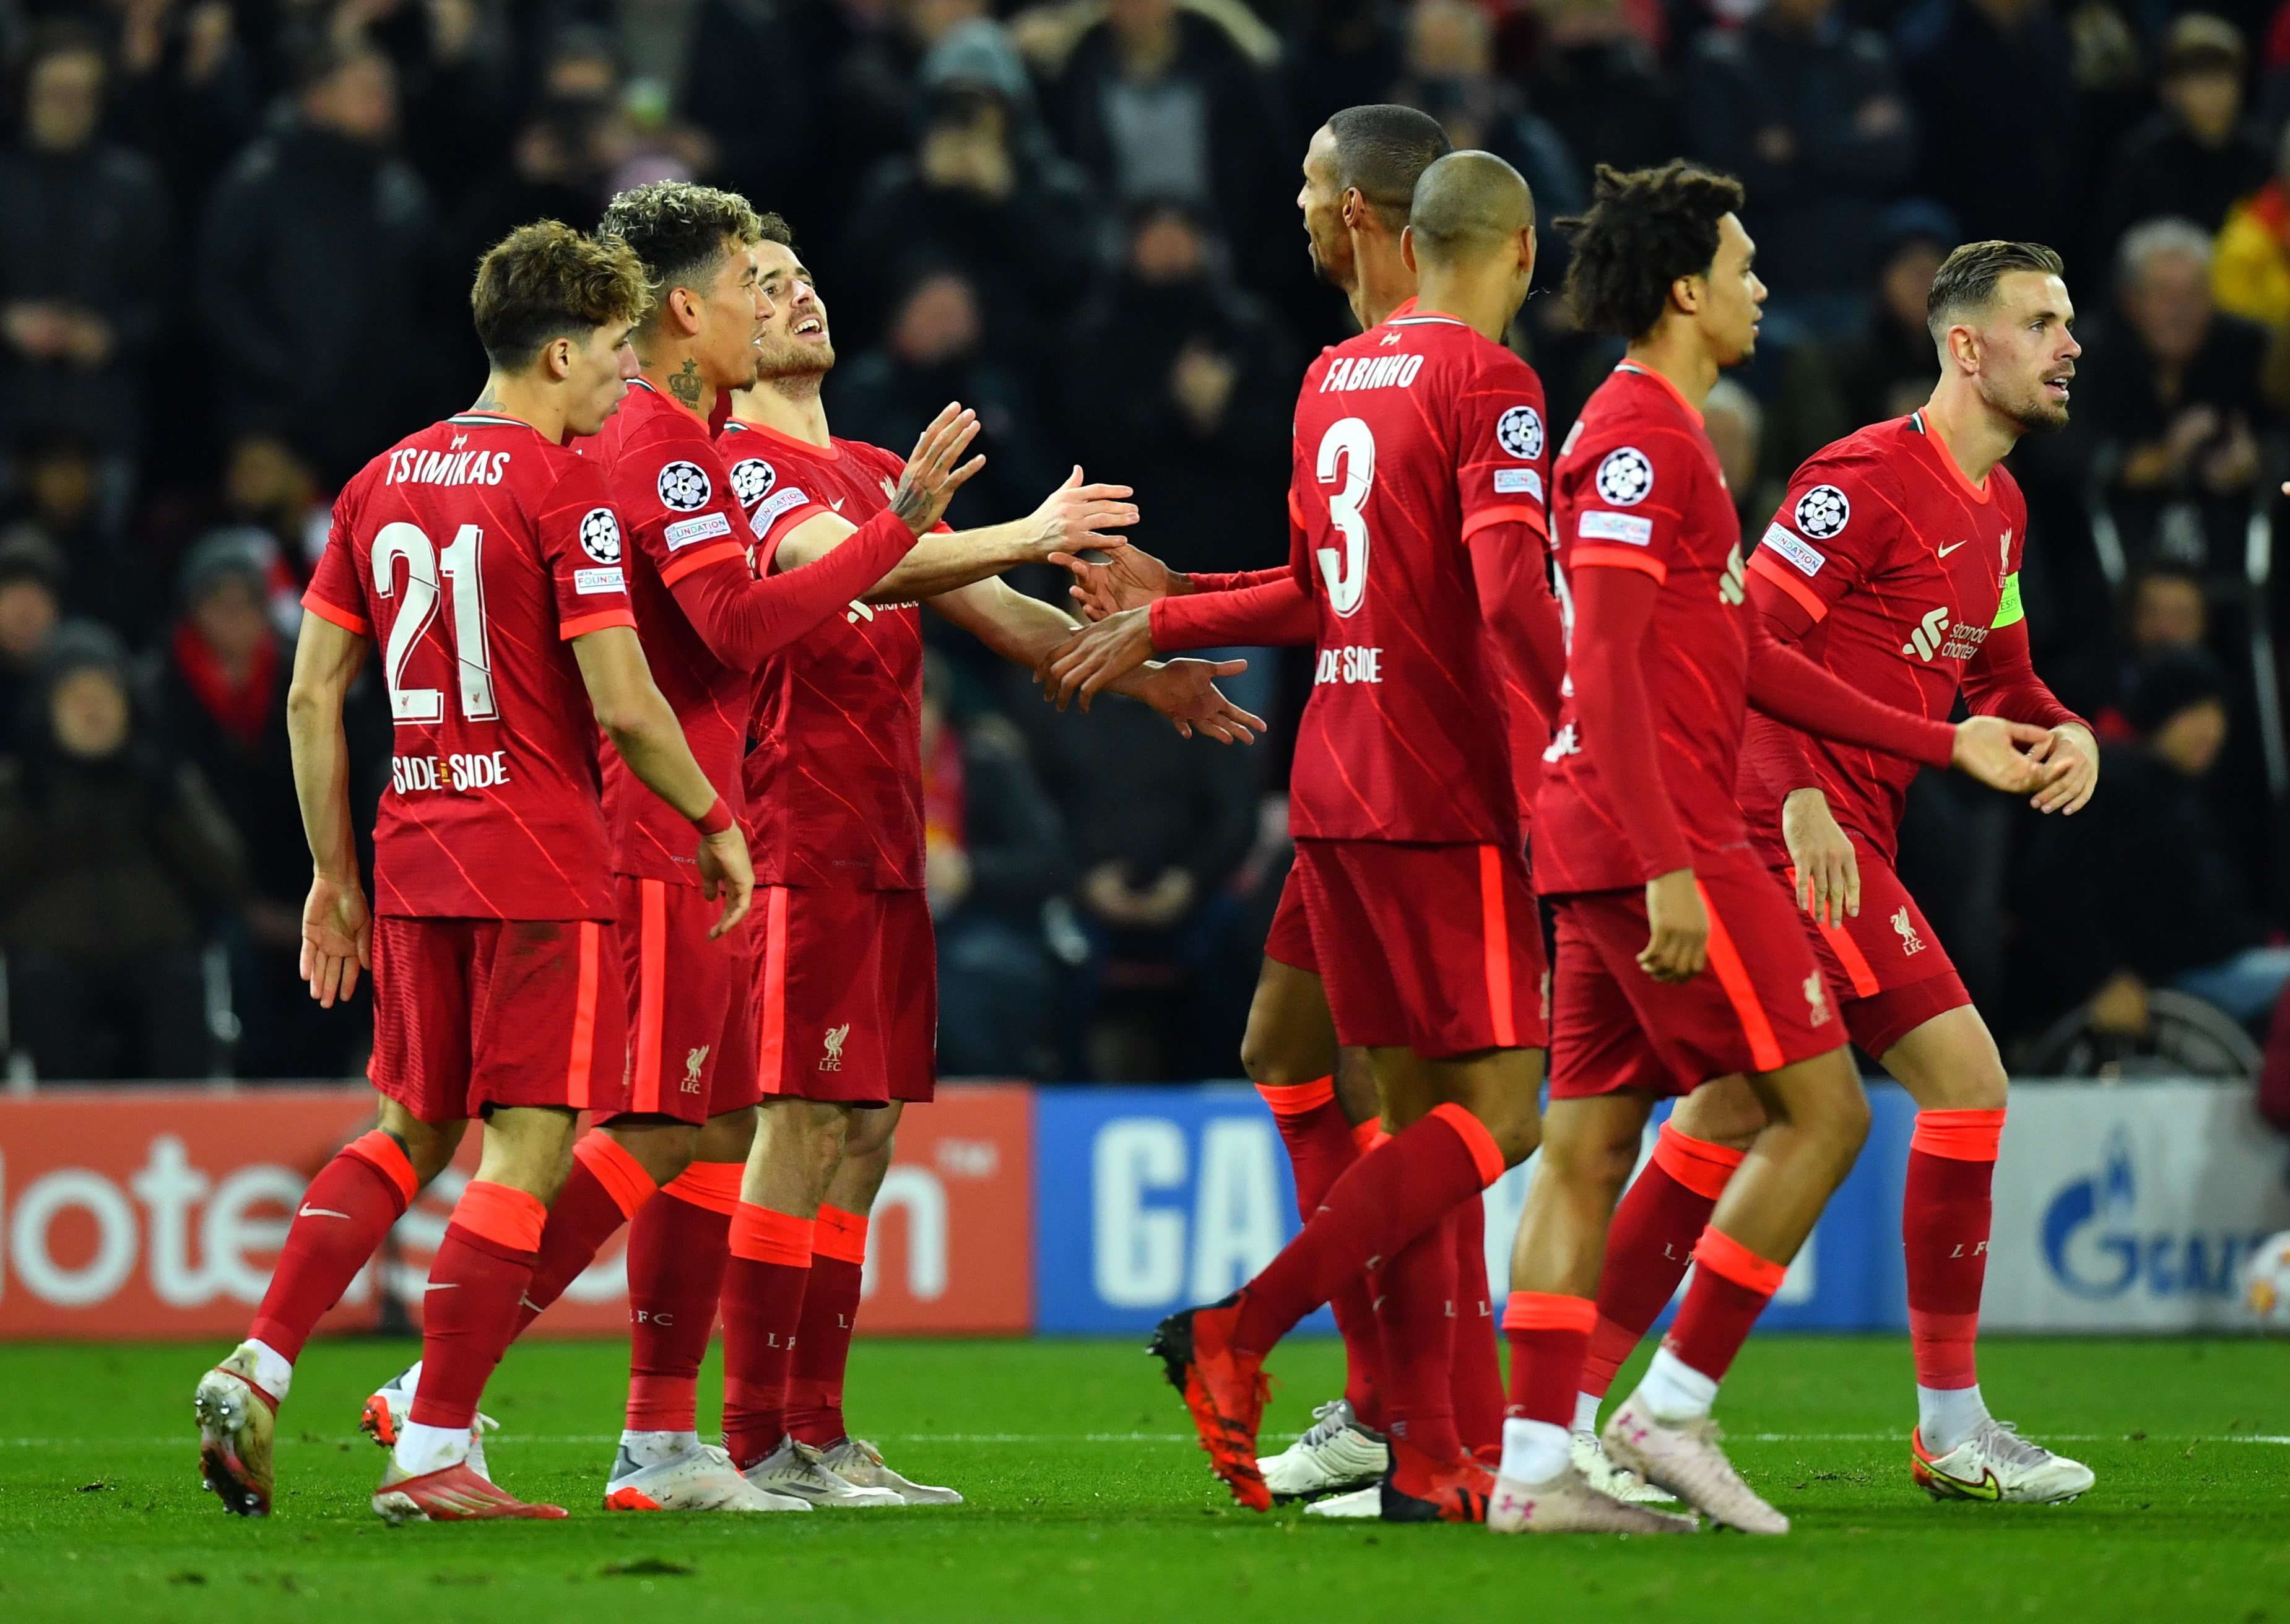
(1316, 417), (1374, 619)
(373, 520), (498, 724)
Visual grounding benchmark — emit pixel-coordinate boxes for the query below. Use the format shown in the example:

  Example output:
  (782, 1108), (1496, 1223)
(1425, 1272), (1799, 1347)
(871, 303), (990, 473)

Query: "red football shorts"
(751, 885), (936, 1105)
(1262, 863), (1318, 973)
(615, 875), (763, 1124)
(1291, 837), (1547, 1057)
(368, 916), (629, 1122)
(1547, 864), (1847, 1100)
(1775, 841), (1971, 1059)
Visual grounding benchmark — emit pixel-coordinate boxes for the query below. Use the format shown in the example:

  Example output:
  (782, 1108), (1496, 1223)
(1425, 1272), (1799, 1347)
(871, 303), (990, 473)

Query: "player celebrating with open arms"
(353, 182), (999, 1513)
(191, 221), (822, 1523)
(1570, 241), (2099, 1506)
(1490, 165), (2058, 1535)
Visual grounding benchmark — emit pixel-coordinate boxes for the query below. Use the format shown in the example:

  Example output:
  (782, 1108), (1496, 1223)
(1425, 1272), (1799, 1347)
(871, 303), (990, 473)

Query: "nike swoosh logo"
(299, 1205), (350, 1219)
(1937, 541), (1968, 557)
(831, 498), (845, 512)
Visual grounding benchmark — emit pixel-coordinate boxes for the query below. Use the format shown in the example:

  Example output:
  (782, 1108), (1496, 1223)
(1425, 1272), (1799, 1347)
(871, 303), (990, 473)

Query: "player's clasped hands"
(1949, 715), (2064, 798)
(1049, 536), (1182, 621)
(1039, 607), (1155, 710)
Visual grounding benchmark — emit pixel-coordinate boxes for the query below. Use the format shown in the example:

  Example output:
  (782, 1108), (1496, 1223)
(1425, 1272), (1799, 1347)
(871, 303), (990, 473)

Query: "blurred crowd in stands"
(7, 0), (2290, 1080)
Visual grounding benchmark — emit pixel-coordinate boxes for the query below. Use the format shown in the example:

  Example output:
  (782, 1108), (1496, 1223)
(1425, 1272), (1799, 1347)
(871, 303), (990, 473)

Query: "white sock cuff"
(245, 1339), (293, 1400)
(1637, 1347), (1720, 1423)
(1499, 1417), (1572, 1487)
(394, 1419), (472, 1477)
(1572, 1391), (1600, 1435)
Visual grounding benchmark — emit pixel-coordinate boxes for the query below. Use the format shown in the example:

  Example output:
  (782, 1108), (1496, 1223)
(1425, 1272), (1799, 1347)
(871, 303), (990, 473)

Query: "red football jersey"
(1286, 311), (1552, 844)
(581, 380), (757, 886)
(304, 411), (635, 919)
(1535, 362), (1760, 894)
(1737, 412), (2029, 867)
(719, 417), (924, 890)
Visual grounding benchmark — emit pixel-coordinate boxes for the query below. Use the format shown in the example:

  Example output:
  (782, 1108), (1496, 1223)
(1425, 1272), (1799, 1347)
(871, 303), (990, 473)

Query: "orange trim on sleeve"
(658, 537), (751, 587)
(1748, 548), (1828, 622)
(344, 1129), (418, 1205)
(1478, 845), (1518, 1048)
(661, 1160), (744, 1215)
(1256, 1077), (1337, 1117)
(1911, 1107), (2006, 1162)
(572, 1129), (658, 1219)
(1571, 545), (1667, 581)
(755, 886), (789, 1093)
(814, 1204), (870, 1266)
(758, 503), (833, 546)
(1693, 1225), (1788, 1296)
(560, 608), (637, 640)
(565, 921), (602, 1109)
(450, 1179), (549, 1253)
(1694, 881), (1786, 1074)
(1500, 1291), (1598, 1333)
(1428, 1101), (1506, 1189)
(1353, 1120), (1388, 1153)
(1650, 1122), (1746, 1201)
(631, 879), (668, 1113)
(729, 1202), (815, 1267)
(1463, 504), (1548, 542)
(1287, 489), (1306, 529)
(301, 593), (370, 636)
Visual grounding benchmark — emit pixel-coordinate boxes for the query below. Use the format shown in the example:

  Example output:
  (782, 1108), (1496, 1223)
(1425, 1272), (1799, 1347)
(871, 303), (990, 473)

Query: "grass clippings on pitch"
(0, 1334), (2281, 1623)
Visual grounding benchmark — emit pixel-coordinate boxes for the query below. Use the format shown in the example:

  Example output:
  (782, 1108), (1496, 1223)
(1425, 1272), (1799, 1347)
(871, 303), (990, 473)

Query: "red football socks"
(408, 1180), (547, 1431)
(1903, 1109), (2003, 1391)
(1259, 1079), (1387, 1428)
(514, 1131), (657, 1337)
(1503, 1292), (1598, 1426)
(1233, 1103), (1505, 1357)
(1448, 1194), (1504, 1456)
(1582, 1123), (1745, 1396)
(625, 1162), (738, 1432)
(785, 1205), (867, 1446)
(720, 1203), (813, 1469)
(1373, 1205), (1462, 1462)
(1662, 1227), (1786, 1384)
(249, 1130), (417, 1360)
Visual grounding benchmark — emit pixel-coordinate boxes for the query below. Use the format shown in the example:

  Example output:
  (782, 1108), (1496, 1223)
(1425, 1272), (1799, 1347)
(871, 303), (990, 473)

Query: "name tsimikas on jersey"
(392, 750), (510, 794)
(385, 447), (512, 487)
(1318, 352), (1426, 392)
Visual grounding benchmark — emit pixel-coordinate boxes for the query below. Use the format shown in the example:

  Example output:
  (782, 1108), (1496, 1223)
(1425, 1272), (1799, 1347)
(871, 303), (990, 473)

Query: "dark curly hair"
(469, 220), (648, 371)
(598, 181), (789, 328)
(1559, 162), (1746, 341)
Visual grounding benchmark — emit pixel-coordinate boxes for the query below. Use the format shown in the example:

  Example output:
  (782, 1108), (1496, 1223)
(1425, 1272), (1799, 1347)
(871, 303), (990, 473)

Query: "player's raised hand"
(1950, 714), (2055, 794)
(1638, 868), (1709, 983)
(1039, 606), (1156, 709)
(889, 402), (986, 535)
(2024, 721), (2099, 815)
(300, 872), (371, 1008)
(695, 825), (755, 939)
(1025, 466), (1139, 562)
(1132, 658), (1267, 743)
(1781, 788), (1859, 927)
(1050, 538), (1182, 621)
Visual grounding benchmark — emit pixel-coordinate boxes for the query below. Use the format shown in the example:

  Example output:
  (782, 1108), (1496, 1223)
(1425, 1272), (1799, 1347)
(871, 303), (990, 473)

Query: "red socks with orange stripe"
(1632, 1228), (1787, 1423)
(721, 1204), (812, 1470)
(402, 1179), (548, 1469)
(514, 1132), (659, 1337)
(1259, 1082), (1387, 1428)
(786, 1206), (867, 1446)
(1905, 1108), (2003, 1450)
(1579, 1124), (1746, 1405)
(1232, 1103), (1506, 1358)
(625, 1162), (740, 1433)
(1496, 1291), (1597, 1484)
(248, 1129), (419, 1384)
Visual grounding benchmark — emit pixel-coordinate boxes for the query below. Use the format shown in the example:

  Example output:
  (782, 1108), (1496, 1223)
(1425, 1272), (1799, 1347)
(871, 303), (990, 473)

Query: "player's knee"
(697, 1105), (758, 1163)
(1811, 1079), (1873, 1164)
(375, 1101), (462, 1186)
(1483, 1095), (1542, 1168)
(843, 1104), (897, 1163)
(1238, 1022), (1306, 1089)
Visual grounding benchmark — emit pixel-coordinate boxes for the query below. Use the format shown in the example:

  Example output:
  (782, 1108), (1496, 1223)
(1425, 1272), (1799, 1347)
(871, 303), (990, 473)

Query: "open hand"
(890, 402), (986, 535)
(301, 872), (372, 1008)
(1782, 788), (1858, 927)
(695, 826), (755, 939)
(1039, 606), (1156, 709)
(1027, 466), (1139, 562)
(1133, 658), (1265, 744)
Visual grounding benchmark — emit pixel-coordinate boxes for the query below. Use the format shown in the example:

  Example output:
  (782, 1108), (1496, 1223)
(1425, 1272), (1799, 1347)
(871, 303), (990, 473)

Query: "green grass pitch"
(0, 1334), (2282, 1622)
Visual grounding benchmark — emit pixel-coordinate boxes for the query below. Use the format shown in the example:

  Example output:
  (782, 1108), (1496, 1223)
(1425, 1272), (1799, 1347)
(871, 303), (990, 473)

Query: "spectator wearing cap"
(1686, 0), (1917, 337)
(2018, 648), (2290, 1035)
(0, 620), (244, 1079)
(0, 25), (170, 457)
(1832, 201), (1956, 428)
(1063, 201), (1292, 578)
(0, 528), (61, 760)
(2101, 14), (2273, 254)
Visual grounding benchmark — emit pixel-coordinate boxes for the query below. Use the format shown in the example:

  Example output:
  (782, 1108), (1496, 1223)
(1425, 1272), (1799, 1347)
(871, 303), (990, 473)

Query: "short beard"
(1991, 378), (2069, 434)
(757, 336), (834, 399)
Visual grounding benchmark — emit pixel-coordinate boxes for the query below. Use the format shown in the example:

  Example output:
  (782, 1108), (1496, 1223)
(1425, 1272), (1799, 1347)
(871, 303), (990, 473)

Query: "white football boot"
(1257, 1399), (1389, 1501)
(604, 1439), (809, 1511)
(1488, 1462), (1699, 1535)
(1912, 1421), (2095, 1505)
(194, 1343), (279, 1518)
(740, 1436), (903, 1506)
(1303, 1485), (1383, 1519)
(1603, 1396), (1789, 1534)
(817, 1436), (963, 1504)
(359, 1360), (498, 1482)
(1572, 1426), (1680, 1506)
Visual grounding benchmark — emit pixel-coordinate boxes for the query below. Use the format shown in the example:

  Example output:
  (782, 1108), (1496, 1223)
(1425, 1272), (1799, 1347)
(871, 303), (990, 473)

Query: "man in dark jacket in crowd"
(2101, 14), (2272, 254)
(1897, 0), (2079, 261)
(199, 39), (439, 484)
(0, 528), (61, 761)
